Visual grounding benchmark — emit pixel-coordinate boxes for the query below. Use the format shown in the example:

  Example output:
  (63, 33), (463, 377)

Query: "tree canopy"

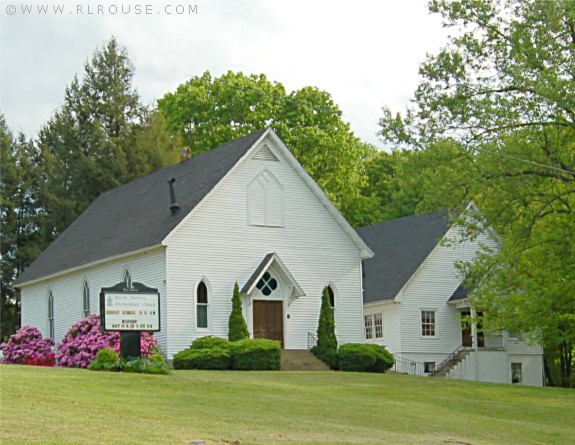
(378, 0), (575, 386)
(158, 71), (376, 225)
(38, 37), (180, 238)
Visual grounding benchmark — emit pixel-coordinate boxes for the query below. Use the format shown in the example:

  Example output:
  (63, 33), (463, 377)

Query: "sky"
(0, 0), (449, 149)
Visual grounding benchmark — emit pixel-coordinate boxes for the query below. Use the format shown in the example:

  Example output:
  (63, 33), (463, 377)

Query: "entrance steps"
(433, 349), (471, 377)
(281, 349), (330, 371)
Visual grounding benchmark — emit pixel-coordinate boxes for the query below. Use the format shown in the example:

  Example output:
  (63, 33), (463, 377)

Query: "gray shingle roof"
(449, 282), (470, 302)
(357, 209), (452, 304)
(15, 129), (268, 286)
(241, 253), (275, 294)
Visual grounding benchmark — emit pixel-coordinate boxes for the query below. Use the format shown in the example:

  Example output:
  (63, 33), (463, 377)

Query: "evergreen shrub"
(338, 343), (394, 373)
(228, 282), (249, 341)
(173, 336), (232, 370)
(230, 338), (281, 370)
(312, 287), (338, 369)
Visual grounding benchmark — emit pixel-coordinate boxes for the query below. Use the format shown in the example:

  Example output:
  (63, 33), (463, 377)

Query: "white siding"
(20, 248), (168, 353)
(165, 135), (363, 357)
(364, 301), (400, 353)
(398, 225), (494, 354)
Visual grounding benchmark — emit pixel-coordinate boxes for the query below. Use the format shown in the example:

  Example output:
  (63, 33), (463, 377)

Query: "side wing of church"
(15, 128), (373, 358)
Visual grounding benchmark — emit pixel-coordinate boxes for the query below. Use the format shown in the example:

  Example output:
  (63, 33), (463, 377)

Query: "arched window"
(82, 280), (90, 318)
(197, 281), (208, 328)
(48, 290), (54, 339)
(123, 268), (132, 288)
(327, 286), (335, 310)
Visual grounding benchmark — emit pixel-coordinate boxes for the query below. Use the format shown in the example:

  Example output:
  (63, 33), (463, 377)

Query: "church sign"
(100, 282), (160, 332)
(100, 282), (160, 360)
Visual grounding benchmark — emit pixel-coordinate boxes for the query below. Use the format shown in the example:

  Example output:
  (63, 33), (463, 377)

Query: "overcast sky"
(0, 0), (448, 148)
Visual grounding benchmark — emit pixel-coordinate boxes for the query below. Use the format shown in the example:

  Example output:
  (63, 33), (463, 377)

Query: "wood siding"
(364, 301), (401, 353)
(398, 225), (494, 354)
(20, 248), (168, 352)
(165, 135), (364, 357)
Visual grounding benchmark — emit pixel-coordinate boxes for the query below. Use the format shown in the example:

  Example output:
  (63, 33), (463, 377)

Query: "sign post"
(100, 282), (160, 360)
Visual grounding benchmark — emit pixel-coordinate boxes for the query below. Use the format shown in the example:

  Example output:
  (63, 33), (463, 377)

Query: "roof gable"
(16, 128), (373, 287)
(357, 209), (453, 304)
(15, 129), (267, 286)
(241, 252), (305, 300)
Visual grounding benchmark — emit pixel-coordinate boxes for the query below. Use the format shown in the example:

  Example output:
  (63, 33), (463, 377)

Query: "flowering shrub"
(1, 326), (55, 365)
(56, 314), (157, 368)
(23, 352), (56, 367)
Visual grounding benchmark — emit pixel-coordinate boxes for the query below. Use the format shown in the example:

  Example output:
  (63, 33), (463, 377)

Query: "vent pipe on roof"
(168, 178), (180, 215)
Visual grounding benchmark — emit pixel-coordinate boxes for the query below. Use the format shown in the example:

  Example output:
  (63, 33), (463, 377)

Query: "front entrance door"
(461, 311), (484, 347)
(253, 300), (284, 347)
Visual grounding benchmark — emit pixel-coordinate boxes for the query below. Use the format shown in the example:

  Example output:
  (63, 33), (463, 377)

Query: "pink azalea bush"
(56, 314), (157, 368)
(1, 326), (55, 365)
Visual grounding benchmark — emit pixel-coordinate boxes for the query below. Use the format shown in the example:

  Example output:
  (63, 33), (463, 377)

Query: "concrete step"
(434, 350), (471, 377)
(281, 349), (330, 371)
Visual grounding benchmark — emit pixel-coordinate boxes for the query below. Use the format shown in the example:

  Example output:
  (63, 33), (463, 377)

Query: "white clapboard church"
(14, 128), (373, 358)
(357, 207), (544, 386)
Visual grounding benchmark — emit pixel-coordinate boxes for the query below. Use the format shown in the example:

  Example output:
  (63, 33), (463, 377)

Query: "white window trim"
(82, 278), (90, 318)
(122, 267), (132, 288)
(47, 289), (54, 340)
(364, 314), (374, 341)
(326, 283), (338, 335)
(420, 309), (438, 339)
(373, 313), (383, 339)
(195, 277), (212, 332)
(247, 168), (285, 228)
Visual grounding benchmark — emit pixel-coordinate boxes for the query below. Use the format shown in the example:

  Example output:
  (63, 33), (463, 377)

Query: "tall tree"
(38, 38), (180, 239)
(378, 0), (575, 386)
(158, 71), (376, 225)
(0, 115), (43, 340)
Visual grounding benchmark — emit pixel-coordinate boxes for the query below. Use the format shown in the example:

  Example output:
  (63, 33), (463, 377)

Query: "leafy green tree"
(158, 71), (375, 225)
(378, 0), (575, 386)
(228, 282), (249, 342)
(0, 115), (43, 340)
(38, 38), (180, 239)
(312, 287), (338, 368)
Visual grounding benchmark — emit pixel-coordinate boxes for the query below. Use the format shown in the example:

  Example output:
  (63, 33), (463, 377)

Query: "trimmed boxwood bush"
(173, 345), (231, 370)
(230, 338), (281, 371)
(189, 336), (230, 350)
(338, 344), (394, 373)
(173, 336), (232, 370)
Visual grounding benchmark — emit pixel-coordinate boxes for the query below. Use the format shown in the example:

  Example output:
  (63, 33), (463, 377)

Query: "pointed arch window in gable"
(248, 169), (284, 227)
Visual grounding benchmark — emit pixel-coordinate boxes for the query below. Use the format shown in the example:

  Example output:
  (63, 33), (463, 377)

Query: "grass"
(1, 366), (574, 445)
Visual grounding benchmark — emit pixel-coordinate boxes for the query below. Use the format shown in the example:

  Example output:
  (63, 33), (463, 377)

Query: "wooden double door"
(253, 300), (284, 347)
(461, 311), (484, 347)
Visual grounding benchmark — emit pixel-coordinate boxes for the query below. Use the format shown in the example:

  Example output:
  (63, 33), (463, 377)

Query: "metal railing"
(433, 344), (468, 376)
(392, 355), (426, 376)
(484, 334), (504, 350)
(307, 332), (317, 349)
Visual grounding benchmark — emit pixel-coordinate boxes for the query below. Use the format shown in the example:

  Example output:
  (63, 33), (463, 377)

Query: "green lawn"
(1, 366), (573, 445)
